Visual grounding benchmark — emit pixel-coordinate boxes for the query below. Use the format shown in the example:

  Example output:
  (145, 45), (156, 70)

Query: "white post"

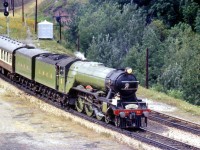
(6, 16), (10, 37)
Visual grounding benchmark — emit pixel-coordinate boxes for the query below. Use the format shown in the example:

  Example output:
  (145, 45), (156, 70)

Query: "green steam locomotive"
(0, 35), (150, 128)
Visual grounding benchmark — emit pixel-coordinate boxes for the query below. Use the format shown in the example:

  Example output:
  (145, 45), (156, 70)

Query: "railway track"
(138, 128), (199, 150)
(0, 74), (200, 150)
(149, 110), (200, 135)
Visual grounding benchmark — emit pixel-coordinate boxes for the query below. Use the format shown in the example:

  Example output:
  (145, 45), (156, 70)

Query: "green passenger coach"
(0, 36), (25, 73)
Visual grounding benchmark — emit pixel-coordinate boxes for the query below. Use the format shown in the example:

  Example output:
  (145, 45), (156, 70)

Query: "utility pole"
(22, 0), (24, 22)
(35, 0), (37, 33)
(12, 0), (14, 16)
(59, 19), (61, 42)
(146, 48), (149, 89)
(9, 0), (14, 16)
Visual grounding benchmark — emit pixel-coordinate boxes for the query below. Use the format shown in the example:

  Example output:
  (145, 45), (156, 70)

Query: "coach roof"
(0, 35), (27, 53)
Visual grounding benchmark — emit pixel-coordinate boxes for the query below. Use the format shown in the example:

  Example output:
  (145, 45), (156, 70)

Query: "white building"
(38, 20), (53, 39)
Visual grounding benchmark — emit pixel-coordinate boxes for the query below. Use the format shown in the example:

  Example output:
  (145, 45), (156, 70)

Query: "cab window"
(60, 67), (64, 76)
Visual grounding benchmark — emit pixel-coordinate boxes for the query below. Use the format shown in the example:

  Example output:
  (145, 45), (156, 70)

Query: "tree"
(78, 2), (146, 59)
(65, 2), (83, 49)
(161, 23), (200, 105)
(141, 21), (166, 85)
(149, 0), (181, 26)
(88, 34), (113, 67)
(182, 0), (199, 28)
(195, 9), (200, 33)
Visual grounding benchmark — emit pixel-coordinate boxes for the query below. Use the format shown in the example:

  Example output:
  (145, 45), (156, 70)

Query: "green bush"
(167, 89), (184, 99)
(151, 84), (165, 92)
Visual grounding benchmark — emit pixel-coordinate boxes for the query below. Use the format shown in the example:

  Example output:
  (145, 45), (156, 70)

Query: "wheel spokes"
(85, 104), (94, 117)
(75, 97), (84, 113)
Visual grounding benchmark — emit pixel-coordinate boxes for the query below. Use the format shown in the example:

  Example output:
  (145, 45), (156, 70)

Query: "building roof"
(38, 20), (53, 25)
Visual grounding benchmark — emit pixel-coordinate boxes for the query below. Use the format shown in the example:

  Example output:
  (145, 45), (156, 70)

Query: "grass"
(137, 86), (200, 116)
(34, 39), (74, 56)
(0, 17), (27, 39)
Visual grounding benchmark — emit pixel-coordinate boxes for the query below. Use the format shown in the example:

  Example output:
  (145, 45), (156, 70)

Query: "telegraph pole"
(22, 0), (24, 22)
(35, 0), (38, 33)
(59, 21), (61, 42)
(146, 48), (149, 89)
(12, 0), (14, 16)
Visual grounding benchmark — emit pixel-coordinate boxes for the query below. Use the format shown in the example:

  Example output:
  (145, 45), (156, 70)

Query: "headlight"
(125, 67), (133, 74)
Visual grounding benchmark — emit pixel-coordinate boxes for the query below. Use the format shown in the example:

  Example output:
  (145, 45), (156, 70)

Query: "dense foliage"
(64, 0), (200, 105)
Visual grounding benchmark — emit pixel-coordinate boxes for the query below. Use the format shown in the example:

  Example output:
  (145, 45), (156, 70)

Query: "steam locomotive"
(0, 35), (150, 128)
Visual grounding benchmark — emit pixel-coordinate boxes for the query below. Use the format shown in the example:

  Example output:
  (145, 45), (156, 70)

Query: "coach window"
(9, 54), (12, 64)
(60, 67), (64, 76)
(7, 53), (9, 62)
(4, 52), (6, 61)
(3, 51), (6, 61)
(6, 52), (9, 62)
(5, 52), (7, 62)
(1, 50), (3, 59)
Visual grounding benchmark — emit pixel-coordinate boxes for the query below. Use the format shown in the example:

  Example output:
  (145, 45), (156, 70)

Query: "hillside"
(0, 0), (32, 10)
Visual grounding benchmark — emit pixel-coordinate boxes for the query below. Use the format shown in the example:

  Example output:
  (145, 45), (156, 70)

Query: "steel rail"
(149, 110), (200, 135)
